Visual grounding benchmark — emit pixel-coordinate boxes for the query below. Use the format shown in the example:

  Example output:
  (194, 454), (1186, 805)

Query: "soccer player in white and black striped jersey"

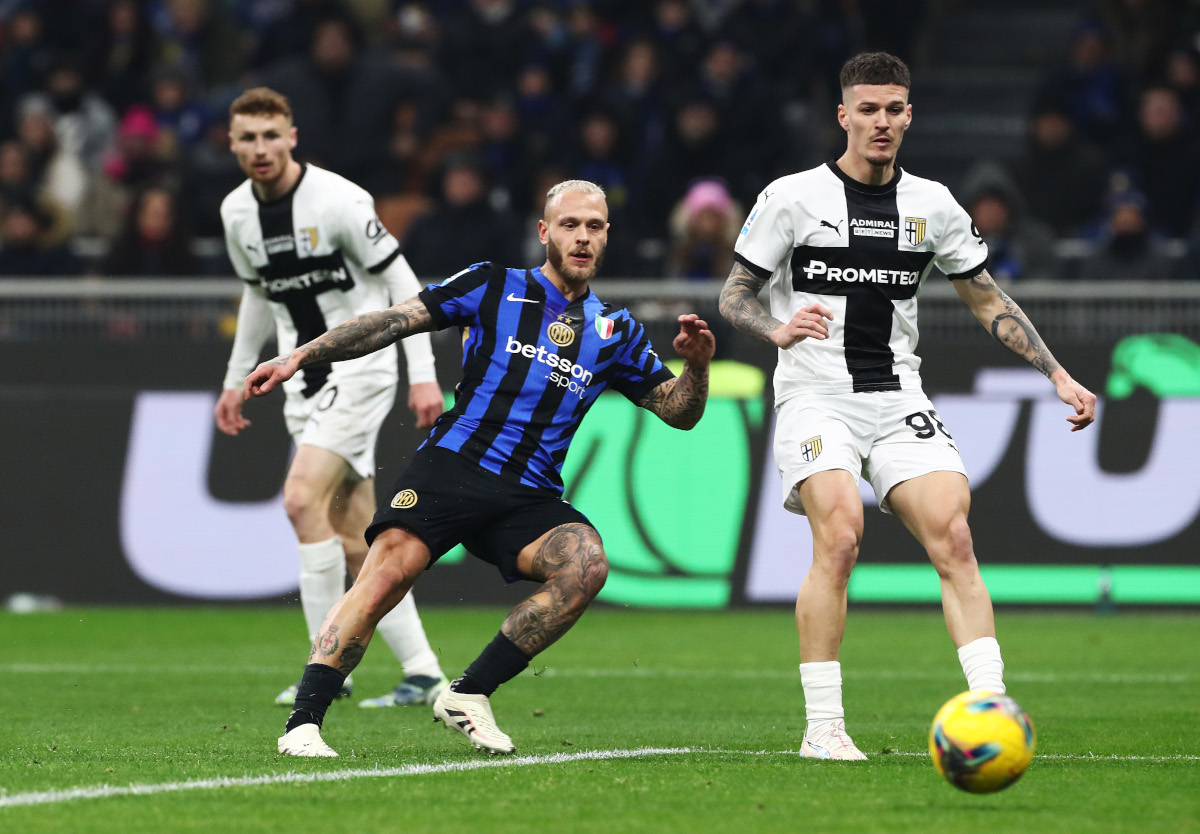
(720, 53), (1097, 760)
(214, 88), (450, 711)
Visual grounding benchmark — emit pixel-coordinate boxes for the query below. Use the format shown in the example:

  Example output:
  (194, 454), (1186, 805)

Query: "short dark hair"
(839, 52), (910, 91)
(229, 87), (293, 123)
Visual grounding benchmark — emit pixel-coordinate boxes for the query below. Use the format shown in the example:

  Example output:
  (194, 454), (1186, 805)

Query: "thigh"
(774, 395), (870, 516)
(886, 470), (972, 547)
(864, 392), (968, 515)
(470, 498), (597, 584)
(286, 380), (396, 480)
(332, 476), (377, 570)
(286, 443), (353, 504)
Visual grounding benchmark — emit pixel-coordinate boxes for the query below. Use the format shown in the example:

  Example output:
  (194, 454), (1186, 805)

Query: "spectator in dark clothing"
(1117, 87), (1200, 238)
(103, 186), (197, 277)
(639, 0), (707, 90)
(605, 39), (668, 174)
(148, 69), (212, 151)
(1159, 43), (1200, 126)
(152, 0), (245, 91)
(181, 121), (247, 237)
(401, 153), (521, 279)
(1009, 106), (1111, 236)
(261, 16), (439, 194)
(1096, 0), (1174, 79)
(87, 0), (156, 113)
(1035, 21), (1135, 150)
(244, 0), (360, 69)
(721, 0), (819, 105)
(512, 62), (571, 163)
(966, 184), (1060, 282)
(436, 0), (533, 101)
(476, 95), (540, 214)
(2, 6), (55, 98)
(0, 200), (81, 277)
(1078, 189), (1176, 281)
(568, 108), (635, 214)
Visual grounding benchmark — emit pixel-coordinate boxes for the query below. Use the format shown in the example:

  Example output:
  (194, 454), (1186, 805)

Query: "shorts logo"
(800, 436), (822, 462)
(904, 217), (927, 246)
(547, 321), (575, 346)
(390, 489), (418, 509)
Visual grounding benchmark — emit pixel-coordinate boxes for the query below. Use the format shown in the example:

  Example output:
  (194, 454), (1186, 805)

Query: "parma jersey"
(733, 161), (988, 403)
(221, 164), (407, 398)
(418, 263), (674, 493)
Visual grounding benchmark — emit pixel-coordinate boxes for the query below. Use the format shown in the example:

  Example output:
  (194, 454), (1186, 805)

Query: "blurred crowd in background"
(1, 0), (1200, 282)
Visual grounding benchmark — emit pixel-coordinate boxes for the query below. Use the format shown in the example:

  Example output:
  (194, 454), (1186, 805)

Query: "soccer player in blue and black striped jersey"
(248, 180), (716, 758)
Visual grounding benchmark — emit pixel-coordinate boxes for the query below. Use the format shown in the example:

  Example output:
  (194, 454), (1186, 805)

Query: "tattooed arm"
(244, 297), (435, 398)
(637, 314), (715, 430)
(719, 261), (833, 347)
(954, 268), (1097, 431)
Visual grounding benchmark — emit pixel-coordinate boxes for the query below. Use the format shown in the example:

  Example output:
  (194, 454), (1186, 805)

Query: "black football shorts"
(366, 446), (596, 583)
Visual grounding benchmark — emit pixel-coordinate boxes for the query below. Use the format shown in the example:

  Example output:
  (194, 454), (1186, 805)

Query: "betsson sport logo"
(504, 335), (594, 397)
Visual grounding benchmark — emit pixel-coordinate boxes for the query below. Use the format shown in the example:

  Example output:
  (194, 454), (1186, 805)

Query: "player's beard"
(547, 237), (605, 285)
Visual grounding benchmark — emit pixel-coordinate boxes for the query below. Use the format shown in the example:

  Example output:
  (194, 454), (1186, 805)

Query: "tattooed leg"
(307, 526), (430, 675)
(504, 523), (610, 657)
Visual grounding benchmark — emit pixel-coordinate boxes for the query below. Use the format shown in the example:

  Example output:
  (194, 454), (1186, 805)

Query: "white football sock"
(374, 592), (442, 679)
(800, 660), (844, 734)
(957, 636), (1006, 693)
(297, 537), (347, 643)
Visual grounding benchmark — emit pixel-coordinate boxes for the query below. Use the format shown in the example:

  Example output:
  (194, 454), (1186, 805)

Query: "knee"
(561, 538), (609, 609)
(816, 527), (861, 583)
(357, 541), (422, 608)
(930, 515), (977, 576)
(282, 480), (327, 529)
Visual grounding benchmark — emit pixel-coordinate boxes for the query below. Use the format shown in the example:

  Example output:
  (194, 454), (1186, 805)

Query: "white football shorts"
(283, 380), (397, 481)
(774, 389), (968, 515)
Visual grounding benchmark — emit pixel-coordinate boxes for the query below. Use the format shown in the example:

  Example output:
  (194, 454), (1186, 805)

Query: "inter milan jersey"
(734, 161), (988, 403)
(221, 163), (406, 398)
(417, 263), (674, 493)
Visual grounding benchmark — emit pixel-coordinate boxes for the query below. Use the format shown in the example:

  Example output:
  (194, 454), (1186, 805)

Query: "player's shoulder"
(300, 164), (375, 211)
(219, 179), (256, 220)
(897, 167), (958, 203)
(759, 165), (830, 200)
(435, 260), (508, 288)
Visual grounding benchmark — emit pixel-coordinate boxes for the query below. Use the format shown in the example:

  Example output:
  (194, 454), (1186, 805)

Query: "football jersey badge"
(547, 321), (575, 346)
(595, 315), (615, 339)
(391, 489), (418, 509)
(800, 436), (823, 462)
(298, 227), (319, 255)
(904, 217), (927, 246)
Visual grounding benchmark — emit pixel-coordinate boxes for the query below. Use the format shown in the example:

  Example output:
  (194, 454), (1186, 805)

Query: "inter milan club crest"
(800, 435), (823, 463)
(547, 320), (575, 347)
(595, 315), (614, 339)
(904, 217), (926, 246)
(390, 489), (418, 509)
(298, 227), (319, 255)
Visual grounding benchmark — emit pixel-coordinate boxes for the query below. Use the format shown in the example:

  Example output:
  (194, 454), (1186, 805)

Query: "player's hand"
(770, 304), (833, 349)
(672, 314), (716, 366)
(1052, 370), (1097, 432)
(214, 388), (250, 436)
(408, 381), (444, 429)
(244, 353), (300, 399)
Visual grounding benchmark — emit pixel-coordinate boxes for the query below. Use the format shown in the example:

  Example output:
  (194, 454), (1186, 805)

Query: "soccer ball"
(929, 690), (1036, 793)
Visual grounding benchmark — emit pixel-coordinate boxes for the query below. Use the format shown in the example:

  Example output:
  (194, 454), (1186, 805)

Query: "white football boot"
(277, 723), (339, 757)
(799, 719), (868, 761)
(432, 689), (515, 754)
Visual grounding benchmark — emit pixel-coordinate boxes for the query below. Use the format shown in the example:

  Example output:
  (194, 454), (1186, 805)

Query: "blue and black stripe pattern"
(418, 263), (673, 493)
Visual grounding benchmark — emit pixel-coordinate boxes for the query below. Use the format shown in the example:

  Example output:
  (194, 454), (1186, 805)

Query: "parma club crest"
(904, 217), (927, 246)
(800, 436), (823, 463)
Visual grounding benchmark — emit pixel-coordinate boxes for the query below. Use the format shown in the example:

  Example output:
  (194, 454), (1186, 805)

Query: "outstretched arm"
(954, 268), (1097, 431)
(637, 314), (714, 430)
(719, 261), (832, 347)
(244, 297), (435, 398)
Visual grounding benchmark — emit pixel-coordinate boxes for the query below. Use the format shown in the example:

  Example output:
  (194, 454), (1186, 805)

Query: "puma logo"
(820, 219), (843, 236)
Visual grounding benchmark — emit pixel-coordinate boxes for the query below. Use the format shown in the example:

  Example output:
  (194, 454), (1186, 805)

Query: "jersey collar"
(825, 160), (903, 195)
(252, 162), (308, 206)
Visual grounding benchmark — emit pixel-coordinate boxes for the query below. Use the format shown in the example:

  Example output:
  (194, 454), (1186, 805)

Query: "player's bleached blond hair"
(544, 180), (606, 218)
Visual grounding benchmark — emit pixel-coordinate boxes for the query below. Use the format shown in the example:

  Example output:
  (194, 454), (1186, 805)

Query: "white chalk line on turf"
(1, 663), (1192, 685)
(3, 747), (1196, 810)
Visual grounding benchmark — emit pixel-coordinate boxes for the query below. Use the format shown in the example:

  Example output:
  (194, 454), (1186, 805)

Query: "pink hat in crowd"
(682, 179), (735, 218)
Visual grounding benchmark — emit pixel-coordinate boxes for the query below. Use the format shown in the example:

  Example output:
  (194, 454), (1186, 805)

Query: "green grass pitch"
(1, 606), (1197, 832)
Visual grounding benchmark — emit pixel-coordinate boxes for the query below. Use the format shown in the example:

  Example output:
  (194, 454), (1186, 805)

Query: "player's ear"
(837, 103), (848, 132)
(288, 126), (298, 149)
(537, 218), (549, 244)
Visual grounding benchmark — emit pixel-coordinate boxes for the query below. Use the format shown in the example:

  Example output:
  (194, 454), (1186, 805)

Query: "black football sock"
(284, 663), (346, 732)
(450, 631), (532, 696)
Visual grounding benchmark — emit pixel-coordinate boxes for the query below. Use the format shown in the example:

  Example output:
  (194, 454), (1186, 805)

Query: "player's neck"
(252, 159), (303, 202)
(540, 262), (590, 300)
(834, 152), (897, 187)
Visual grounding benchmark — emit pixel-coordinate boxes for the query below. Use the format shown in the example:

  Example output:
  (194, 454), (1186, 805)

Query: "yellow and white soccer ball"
(929, 690), (1036, 793)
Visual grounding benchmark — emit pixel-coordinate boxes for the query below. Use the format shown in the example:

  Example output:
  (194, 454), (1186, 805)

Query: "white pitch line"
(3, 747), (1195, 809)
(0, 663), (1192, 685)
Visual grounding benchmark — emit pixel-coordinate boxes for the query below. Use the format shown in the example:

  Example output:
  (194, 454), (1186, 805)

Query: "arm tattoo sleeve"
(718, 261), (783, 343)
(968, 269), (1063, 379)
(637, 362), (709, 430)
(294, 298), (434, 368)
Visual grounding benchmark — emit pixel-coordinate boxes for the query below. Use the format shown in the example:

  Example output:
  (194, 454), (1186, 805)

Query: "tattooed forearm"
(719, 262), (783, 343)
(963, 270), (1062, 380)
(502, 524), (607, 657)
(293, 298), (434, 369)
(638, 363), (709, 429)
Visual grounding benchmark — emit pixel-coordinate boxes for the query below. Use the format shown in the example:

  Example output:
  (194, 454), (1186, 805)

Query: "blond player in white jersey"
(719, 53), (1097, 760)
(215, 87), (450, 709)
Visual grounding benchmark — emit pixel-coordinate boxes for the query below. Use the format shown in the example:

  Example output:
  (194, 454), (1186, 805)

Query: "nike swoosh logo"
(507, 293), (538, 304)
